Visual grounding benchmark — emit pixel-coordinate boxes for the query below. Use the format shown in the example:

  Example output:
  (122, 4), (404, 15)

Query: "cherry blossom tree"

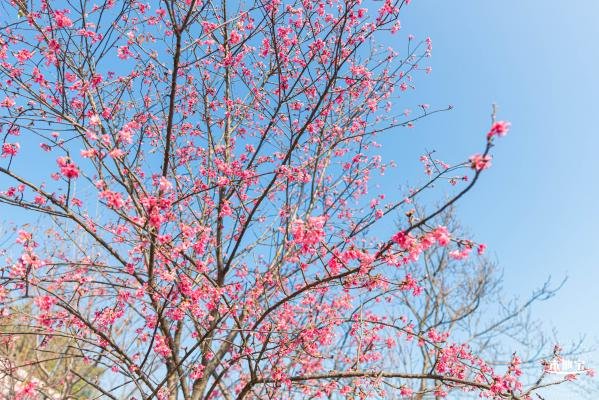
(387, 207), (592, 399)
(0, 0), (590, 399)
(0, 303), (105, 399)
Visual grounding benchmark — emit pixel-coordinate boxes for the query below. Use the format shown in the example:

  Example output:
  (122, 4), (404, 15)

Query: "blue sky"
(384, 0), (599, 396)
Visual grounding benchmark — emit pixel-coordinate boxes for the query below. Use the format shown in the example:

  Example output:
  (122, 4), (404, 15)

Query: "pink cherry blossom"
(432, 226), (451, 246)
(487, 120), (511, 140)
(469, 153), (492, 171)
(15, 49), (33, 63)
(53, 10), (73, 28)
(1, 143), (19, 157)
(291, 216), (327, 253)
(56, 156), (80, 179)
(1, 97), (15, 108)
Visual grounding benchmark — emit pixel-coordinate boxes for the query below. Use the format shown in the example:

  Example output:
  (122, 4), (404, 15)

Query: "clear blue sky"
(384, 0), (599, 396)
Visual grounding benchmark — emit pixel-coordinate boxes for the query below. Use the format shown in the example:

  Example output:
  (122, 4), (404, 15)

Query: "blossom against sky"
(391, 2), (599, 396)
